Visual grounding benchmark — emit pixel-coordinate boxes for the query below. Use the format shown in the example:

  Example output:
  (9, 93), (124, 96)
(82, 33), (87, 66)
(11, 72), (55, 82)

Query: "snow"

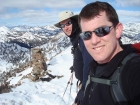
(0, 26), (12, 34)
(0, 46), (78, 105)
(21, 32), (35, 40)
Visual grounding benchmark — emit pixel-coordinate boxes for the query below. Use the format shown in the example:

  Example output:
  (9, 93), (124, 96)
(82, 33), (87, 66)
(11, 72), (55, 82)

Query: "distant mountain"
(0, 26), (12, 42)
(121, 22), (140, 44)
(0, 42), (30, 72)
(39, 32), (71, 60)
(0, 25), (61, 48)
(0, 25), (70, 74)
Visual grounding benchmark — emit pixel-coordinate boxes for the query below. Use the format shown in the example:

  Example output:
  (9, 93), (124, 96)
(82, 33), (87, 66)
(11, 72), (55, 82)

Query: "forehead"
(80, 12), (111, 31)
(60, 18), (71, 24)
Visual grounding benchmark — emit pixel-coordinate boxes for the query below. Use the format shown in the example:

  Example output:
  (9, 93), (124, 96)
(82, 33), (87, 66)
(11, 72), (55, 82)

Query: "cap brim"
(54, 15), (78, 28)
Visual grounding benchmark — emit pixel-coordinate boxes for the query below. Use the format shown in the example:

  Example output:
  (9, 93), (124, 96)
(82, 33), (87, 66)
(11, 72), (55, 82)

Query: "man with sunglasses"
(55, 11), (93, 105)
(78, 1), (140, 105)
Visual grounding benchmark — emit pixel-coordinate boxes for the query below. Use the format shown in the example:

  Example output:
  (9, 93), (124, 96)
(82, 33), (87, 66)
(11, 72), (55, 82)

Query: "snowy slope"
(0, 47), (77, 105)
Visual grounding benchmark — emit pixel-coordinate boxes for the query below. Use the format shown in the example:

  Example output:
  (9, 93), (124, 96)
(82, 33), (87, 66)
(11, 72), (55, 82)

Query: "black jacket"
(82, 45), (140, 105)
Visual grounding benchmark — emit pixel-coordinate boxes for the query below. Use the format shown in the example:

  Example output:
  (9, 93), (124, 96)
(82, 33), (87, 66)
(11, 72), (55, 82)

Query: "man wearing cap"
(54, 11), (93, 105)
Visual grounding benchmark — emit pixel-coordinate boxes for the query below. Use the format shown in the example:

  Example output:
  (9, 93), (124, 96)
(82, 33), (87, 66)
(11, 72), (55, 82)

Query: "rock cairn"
(28, 48), (48, 81)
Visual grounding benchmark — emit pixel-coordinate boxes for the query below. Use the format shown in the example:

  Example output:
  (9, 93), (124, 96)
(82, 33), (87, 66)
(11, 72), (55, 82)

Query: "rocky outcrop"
(28, 48), (48, 81)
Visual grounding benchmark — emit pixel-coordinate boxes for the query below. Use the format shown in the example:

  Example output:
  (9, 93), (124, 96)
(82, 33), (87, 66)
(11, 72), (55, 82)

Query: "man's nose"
(90, 32), (101, 44)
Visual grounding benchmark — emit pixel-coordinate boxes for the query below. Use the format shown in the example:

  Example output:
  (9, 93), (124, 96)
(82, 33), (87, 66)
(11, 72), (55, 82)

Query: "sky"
(0, 0), (140, 27)
(0, 46), (78, 105)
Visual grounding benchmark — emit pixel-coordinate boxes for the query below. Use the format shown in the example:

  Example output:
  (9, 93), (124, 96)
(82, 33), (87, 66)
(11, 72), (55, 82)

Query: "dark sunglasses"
(80, 26), (113, 40)
(60, 21), (72, 28)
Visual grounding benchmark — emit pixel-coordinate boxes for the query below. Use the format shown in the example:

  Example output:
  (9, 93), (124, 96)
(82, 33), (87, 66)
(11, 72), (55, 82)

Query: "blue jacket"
(71, 36), (92, 88)
(79, 38), (93, 87)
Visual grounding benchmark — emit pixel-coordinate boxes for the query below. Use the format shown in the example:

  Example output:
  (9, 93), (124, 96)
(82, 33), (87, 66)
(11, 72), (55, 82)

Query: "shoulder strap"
(86, 53), (138, 105)
(71, 36), (81, 54)
(111, 53), (138, 105)
(73, 35), (80, 49)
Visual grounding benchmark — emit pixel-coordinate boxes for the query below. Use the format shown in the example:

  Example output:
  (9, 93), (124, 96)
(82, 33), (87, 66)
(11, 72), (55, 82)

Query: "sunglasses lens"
(94, 26), (111, 37)
(104, 26), (110, 34)
(65, 21), (72, 26)
(60, 21), (72, 28)
(80, 26), (112, 40)
(60, 24), (65, 28)
(80, 31), (92, 40)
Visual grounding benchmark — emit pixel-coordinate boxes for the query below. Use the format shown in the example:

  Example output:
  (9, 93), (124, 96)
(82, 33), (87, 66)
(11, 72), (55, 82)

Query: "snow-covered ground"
(0, 47), (78, 105)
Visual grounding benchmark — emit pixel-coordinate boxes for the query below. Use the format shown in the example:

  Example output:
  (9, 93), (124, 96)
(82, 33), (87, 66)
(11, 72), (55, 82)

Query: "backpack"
(71, 36), (81, 54)
(71, 36), (83, 82)
(132, 42), (140, 54)
(85, 53), (139, 105)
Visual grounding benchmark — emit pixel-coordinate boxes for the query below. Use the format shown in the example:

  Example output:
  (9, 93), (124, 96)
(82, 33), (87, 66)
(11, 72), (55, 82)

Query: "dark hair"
(79, 1), (119, 27)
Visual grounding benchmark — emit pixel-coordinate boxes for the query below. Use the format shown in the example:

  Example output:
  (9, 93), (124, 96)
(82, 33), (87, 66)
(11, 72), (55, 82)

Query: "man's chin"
(66, 34), (71, 36)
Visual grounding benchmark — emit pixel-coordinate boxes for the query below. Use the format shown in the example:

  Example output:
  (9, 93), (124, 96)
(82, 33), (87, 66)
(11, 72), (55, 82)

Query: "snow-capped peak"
(0, 26), (12, 34)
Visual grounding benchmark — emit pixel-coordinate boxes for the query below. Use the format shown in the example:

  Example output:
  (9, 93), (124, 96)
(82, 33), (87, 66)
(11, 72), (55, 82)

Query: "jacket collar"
(89, 45), (136, 78)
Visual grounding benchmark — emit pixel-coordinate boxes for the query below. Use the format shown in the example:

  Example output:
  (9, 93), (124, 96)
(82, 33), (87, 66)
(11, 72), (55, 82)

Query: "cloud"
(0, 10), (58, 26)
(0, 0), (85, 12)
(117, 10), (140, 23)
(117, 10), (140, 18)
(116, 0), (140, 6)
(0, 0), (140, 26)
(0, 0), (85, 26)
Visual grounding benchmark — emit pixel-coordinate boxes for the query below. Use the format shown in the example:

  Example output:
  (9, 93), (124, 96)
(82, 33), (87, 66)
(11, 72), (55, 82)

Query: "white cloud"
(0, 0), (85, 26)
(116, 0), (140, 6)
(0, 7), (81, 26)
(117, 10), (140, 23)
(0, 0), (85, 11)
(0, 0), (140, 26)
(0, 10), (59, 26)
(117, 10), (140, 17)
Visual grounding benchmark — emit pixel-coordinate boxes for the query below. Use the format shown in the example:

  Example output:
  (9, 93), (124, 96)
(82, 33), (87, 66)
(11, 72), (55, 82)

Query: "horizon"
(0, 20), (140, 28)
(0, 0), (140, 27)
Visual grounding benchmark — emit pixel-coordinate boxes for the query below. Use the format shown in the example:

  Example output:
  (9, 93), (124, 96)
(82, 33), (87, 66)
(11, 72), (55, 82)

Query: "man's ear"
(115, 22), (123, 39)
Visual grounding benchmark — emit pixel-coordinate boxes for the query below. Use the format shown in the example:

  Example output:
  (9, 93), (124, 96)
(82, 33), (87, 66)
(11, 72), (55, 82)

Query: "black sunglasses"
(80, 26), (113, 40)
(60, 21), (72, 28)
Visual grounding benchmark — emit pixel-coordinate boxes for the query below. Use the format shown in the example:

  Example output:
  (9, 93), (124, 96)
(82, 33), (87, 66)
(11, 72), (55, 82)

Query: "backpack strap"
(111, 53), (139, 105)
(86, 53), (138, 105)
(71, 36), (81, 54)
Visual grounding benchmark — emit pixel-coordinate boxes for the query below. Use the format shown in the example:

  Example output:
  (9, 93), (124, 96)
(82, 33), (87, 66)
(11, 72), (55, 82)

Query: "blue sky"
(0, 0), (140, 26)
